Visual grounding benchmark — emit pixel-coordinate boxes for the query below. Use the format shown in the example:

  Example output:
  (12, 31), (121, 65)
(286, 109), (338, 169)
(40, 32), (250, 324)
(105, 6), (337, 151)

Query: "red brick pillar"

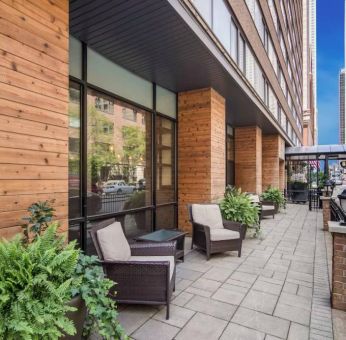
(321, 197), (331, 231)
(331, 230), (346, 310)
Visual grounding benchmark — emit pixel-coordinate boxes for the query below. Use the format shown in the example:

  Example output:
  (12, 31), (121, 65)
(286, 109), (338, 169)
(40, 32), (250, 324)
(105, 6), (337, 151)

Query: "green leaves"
(220, 187), (260, 237)
(74, 253), (127, 340)
(0, 224), (80, 339)
(261, 187), (285, 209)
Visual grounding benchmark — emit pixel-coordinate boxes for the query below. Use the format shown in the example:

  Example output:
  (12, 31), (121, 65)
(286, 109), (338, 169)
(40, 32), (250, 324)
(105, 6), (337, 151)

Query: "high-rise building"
(302, 0), (317, 145)
(0, 0), (304, 243)
(340, 69), (346, 144)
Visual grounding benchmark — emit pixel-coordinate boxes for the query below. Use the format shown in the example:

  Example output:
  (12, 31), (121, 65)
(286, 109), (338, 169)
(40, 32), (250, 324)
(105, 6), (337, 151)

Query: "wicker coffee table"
(135, 229), (188, 261)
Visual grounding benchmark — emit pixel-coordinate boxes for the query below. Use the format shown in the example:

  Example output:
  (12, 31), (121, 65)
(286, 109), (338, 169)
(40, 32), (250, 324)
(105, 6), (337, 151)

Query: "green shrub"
(261, 187), (285, 209)
(0, 224), (80, 339)
(0, 201), (127, 340)
(220, 187), (260, 237)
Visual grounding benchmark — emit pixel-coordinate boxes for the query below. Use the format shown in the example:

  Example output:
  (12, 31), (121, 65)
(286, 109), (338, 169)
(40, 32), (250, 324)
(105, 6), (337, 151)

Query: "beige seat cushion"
(97, 222), (131, 261)
(210, 229), (240, 241)
(262, 205), (275, 211)
(192, 204), (224, 229)
(248, 194), (260, 204)
(130, 256), (175, 280)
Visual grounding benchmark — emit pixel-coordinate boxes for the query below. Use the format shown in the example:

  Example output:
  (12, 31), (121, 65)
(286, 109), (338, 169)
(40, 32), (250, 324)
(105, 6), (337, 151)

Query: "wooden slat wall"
(235, 126), (263, 194)
(0, 0), (69, 238)
(178, 88), (225, 233)
(262, 135), (280, 191)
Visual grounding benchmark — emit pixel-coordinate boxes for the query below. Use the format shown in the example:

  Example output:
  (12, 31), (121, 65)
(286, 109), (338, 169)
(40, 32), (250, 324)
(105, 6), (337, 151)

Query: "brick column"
(178, 88), (225, 233)
(321, 197), (331, 231)
(235, 126), (262, 193)
(329, 224), (346, 311)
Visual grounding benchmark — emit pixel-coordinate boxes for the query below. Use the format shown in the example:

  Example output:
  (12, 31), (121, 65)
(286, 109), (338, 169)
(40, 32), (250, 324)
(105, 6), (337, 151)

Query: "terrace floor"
(117, 204), (346, 340)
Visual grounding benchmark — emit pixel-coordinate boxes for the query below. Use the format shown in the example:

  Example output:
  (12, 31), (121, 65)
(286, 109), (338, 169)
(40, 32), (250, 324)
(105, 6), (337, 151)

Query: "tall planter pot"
(61, 295), (87, 340)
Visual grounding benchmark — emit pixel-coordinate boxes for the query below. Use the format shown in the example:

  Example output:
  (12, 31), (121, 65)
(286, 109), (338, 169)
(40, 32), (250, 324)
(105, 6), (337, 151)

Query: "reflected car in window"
(103, 180), (135, 194)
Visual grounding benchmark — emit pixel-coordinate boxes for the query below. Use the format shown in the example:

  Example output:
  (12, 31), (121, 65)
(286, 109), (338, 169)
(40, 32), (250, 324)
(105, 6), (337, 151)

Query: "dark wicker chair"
(247, 193), (276, 219)
(187, 204), (244, 260)
(90, 218), (176, 319)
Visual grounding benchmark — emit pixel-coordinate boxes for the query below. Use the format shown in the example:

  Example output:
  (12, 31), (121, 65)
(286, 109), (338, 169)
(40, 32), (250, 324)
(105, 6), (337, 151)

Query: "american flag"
(308, 160), (320, 169)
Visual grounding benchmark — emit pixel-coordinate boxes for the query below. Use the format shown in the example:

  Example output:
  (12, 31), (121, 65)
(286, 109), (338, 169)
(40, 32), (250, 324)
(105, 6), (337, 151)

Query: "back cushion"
(97, 222), (131, 261)
(192, 204), (224, 229)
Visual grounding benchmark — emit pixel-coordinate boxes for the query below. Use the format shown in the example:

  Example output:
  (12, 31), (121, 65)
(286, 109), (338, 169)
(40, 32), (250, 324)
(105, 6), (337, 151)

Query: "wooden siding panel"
(178, 88), (225, 233)
(0, 0), (68, 239)
(235, 126), (263, 194)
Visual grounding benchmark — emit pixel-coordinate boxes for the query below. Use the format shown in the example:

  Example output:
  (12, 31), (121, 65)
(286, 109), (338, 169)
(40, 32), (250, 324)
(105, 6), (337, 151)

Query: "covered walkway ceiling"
(70, 0), (290, 143)
(285, 145), (346, 160)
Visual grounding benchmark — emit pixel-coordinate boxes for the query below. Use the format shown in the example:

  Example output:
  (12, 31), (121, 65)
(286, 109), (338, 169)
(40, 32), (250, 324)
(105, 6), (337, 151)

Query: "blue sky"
(317, 0), (344, 144)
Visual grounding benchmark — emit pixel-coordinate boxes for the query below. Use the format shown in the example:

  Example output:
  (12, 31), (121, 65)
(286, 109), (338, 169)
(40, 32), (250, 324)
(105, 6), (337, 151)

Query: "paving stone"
(252, 280), (282, 295)
(117, 305), (157, 335)
(232, 307), (290, 339)
(278, 292), (311, 311)
(175, 278), (193, 290)
(230, 271), (258, 284)
(185, 295), (237, 321)
(212, 287), (247, 305)
(287, 322), (309, 340)
(175, 312), (227, 340)
(132, 319), (179, 340)
(274, 303), (311, 326)
(297, 285), (312, 298)
(176, 268), (203, 281)
(221, 282), (249, 294)
(265, 336), (283, 340)
(191, 277), (222, 293)
(171, 291), (194, 307)
(241, 290), (278, 314)
(282, 281), (298, 294)
(220, 322), (265, 340)
(185, 286), (212, 298)
(225, 278), (253, 289)
(202, 267), (233, 282)
(153, 304), (195, 328)
(287, 270), (313, 283)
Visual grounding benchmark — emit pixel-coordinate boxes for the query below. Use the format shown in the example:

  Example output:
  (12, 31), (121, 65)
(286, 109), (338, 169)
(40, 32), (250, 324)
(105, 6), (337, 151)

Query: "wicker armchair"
(247, 193), (276, 219)
(187, 204), (244, 260)
(90, 218), (176, 319)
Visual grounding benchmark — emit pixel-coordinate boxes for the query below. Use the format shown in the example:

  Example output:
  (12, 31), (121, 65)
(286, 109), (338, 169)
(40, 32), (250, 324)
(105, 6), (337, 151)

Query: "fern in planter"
(220, 187), (260, 237)
(0, 202), (127, 339)
(0, 224), (80, 339)
(261, 187), (285, 210)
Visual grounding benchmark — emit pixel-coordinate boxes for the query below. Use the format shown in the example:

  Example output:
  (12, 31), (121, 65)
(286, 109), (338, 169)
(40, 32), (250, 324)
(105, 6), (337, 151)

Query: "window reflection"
(68, 82), (81, 219)
(87, 89), (152, 216)
(156, 116), (175, 204)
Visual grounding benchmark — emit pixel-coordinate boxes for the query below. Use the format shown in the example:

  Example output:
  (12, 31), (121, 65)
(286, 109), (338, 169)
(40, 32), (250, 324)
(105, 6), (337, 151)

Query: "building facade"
(302, 0), (317, 146)
(340, 69), (346, 144)
(0, 0), (304, 251)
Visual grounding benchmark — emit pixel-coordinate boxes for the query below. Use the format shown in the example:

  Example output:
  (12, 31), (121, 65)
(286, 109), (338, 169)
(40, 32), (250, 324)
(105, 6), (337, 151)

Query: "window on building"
(230, 19), (238, 62)
(213, 0), (231, 53)
(238, 34), (246, 72)
(191, 0), (212, 26)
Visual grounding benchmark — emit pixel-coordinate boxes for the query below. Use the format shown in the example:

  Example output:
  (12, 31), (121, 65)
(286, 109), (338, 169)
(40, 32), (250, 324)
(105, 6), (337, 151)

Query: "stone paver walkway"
(118, 204), (337, 340)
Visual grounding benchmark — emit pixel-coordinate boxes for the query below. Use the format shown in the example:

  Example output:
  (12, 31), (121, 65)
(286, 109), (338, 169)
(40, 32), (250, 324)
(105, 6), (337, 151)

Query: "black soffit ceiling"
(70, 0), (287, 139)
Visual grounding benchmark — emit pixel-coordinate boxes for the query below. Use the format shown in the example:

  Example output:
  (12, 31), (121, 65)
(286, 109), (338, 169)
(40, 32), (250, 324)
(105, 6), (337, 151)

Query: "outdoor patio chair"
(247, 193), (276, 219)
(187, 204), (244, 260)
(90, 218), (176, 319)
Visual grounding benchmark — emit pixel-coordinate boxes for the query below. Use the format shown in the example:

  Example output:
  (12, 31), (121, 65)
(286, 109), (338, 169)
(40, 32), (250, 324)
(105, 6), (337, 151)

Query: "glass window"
(245, 45), (255, 87)
(87, 89), (152, 216)
(156, 116), (176, 204)
(69, 36), (82, 79)
(238, 35), (246, 72)
(213, 0), (231, 53)
(156, 85), (177, 118)
(87, 48), (153, 109)
(68, 82), (81, 219)
(230, 20), (238, 62)
(156, 205), (176, 230)
(268, 0), (278, 31)
(192, 0), (212, 26)
(226, 125), (235, 186)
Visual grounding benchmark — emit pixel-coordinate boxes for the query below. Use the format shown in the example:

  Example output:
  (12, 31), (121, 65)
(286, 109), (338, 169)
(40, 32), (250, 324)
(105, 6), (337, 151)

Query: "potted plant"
(220, 186), (260, 237)
(261, 187), (285, 213)
(0, 201), (127, 340)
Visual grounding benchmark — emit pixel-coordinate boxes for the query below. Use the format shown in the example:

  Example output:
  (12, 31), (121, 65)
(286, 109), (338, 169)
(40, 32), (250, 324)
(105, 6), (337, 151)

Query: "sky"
(317, 0), (344, 144)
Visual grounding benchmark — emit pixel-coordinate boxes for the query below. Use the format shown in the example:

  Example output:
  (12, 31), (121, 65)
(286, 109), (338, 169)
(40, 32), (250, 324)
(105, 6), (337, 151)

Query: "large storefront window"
(68, 42), (177, 251)
(86, 89), (152, 217)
